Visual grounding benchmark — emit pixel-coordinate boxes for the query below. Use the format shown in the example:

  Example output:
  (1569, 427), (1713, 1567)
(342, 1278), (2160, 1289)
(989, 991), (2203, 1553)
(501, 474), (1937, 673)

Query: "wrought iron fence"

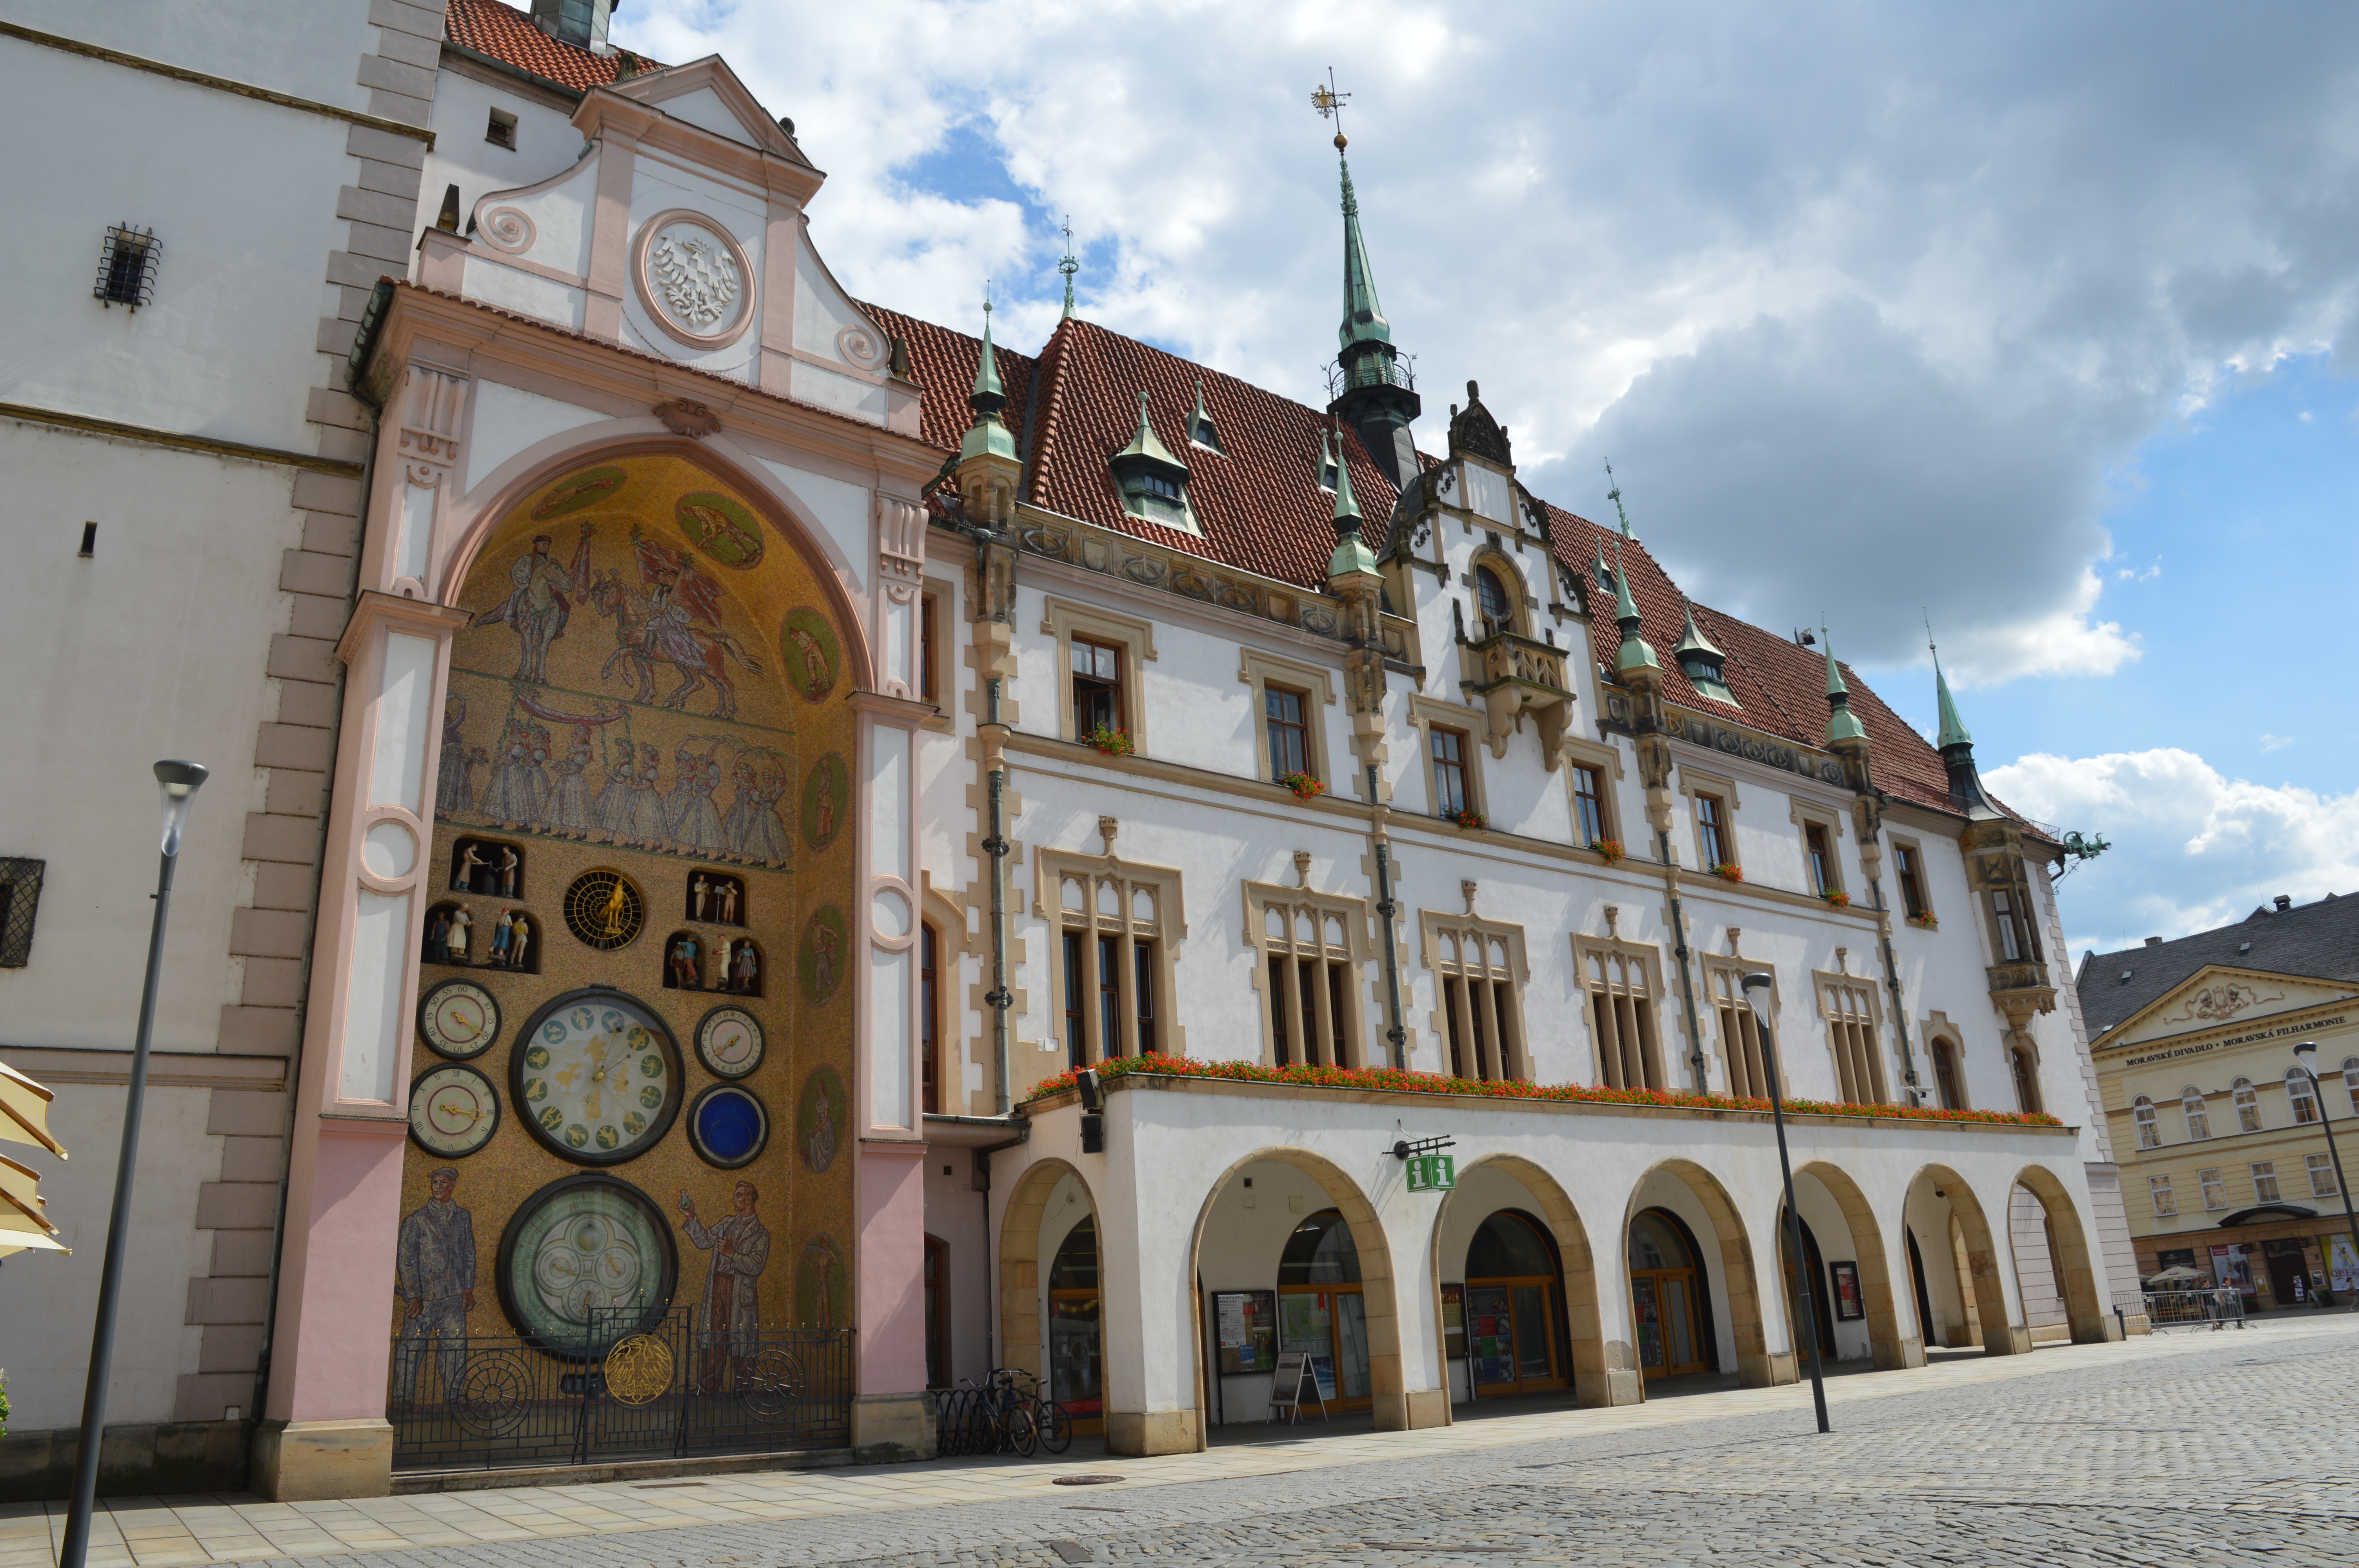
(389, 1305), (853, 1471)
(2143, 1289), (2248, 1331)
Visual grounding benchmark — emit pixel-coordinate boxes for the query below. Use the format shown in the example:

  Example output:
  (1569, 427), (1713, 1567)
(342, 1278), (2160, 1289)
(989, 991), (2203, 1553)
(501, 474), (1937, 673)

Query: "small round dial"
(418, 978), (500, 1059)
(694, 1005), (765, 1079)
(513, 989), (680, 1165)
(686, 1084), (768, 1169)
(408, 1064), (499, 1157)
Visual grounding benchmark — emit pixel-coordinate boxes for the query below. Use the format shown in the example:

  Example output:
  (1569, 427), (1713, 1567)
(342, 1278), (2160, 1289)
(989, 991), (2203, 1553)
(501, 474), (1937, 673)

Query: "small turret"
(1822, 628), (1868, 747)
(1928, 628), (1997, 817)
(1674, 598), (1734, 705)
(1319, 112), (1421, 488)
(1612, 541), (1660, 675)
(953, 293), (1023, 529)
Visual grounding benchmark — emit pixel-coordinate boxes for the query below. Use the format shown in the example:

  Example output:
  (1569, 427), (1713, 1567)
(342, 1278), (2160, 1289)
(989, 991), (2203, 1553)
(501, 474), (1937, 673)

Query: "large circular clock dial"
(694, 1004), (765, 1079)
(418, 978), (500, 1060)
(512, 989), (681, 1165)
(408, 1064), (499, 1157)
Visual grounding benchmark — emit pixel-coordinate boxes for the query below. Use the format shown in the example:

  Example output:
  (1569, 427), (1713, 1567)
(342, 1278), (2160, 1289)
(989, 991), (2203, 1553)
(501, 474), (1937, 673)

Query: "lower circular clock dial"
(512, 988), (682, 1165)
(408, 1063), (499, 1157)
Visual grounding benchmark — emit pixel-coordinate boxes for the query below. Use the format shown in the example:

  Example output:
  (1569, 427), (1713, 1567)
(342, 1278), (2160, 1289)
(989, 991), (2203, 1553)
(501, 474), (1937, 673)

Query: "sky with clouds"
(615, 0), (2359, 955)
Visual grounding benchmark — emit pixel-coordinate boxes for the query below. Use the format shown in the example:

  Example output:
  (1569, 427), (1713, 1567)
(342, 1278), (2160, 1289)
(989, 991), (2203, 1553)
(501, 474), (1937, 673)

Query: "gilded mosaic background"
(394, 452), (858, 1379)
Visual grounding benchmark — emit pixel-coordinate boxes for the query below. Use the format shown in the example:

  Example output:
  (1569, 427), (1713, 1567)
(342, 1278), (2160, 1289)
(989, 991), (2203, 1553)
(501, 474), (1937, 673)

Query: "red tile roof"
(444, 0), (661, 93)
(860, 302), (1036, 459)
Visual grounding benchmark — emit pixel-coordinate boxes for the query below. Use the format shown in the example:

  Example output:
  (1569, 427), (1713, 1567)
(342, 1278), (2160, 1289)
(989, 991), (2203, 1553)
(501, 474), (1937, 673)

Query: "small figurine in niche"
(447, 905), (472, 964)
(508, 916), (533, 972)
(719, 879), (740, 924)
(728, 940), (759, 994)
(427, 906), (453, 964)
(490, 910), (514, 968)
(668, 932), (702, 989)
(453, 843), (485, 893)
(692, 874), (710, 922)
(498, 847), (520, 898)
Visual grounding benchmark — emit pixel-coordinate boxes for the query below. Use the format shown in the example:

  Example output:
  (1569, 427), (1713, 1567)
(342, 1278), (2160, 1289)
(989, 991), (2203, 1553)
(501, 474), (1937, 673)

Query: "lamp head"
(2294, 1039), (2318, 1069)
(153, 759), (209, 856)
(1740, 971), (1775, 1025)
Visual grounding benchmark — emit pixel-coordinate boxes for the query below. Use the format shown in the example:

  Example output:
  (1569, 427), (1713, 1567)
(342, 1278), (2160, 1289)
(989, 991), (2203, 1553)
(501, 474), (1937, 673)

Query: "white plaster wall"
(0, 1082), (224, 1428)
(1791, 1171), (1873, 1362)
(461, 256), (587, 332)
(416, 69), (588, 259)
(464, 378), (611, 494)
(0, 34), (358, 450)
(0, 424), (306, 1051)
(920, 1152), (994, 1388)
(0, 0), (380, 111)
(757, 459), (869, 599)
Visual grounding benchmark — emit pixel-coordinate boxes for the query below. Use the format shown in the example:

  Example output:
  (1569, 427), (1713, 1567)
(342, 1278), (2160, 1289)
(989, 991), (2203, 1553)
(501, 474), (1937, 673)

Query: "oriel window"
(1072, 638), (1123, 739)
(1989, 887), (2038, 963)
(1265, 686), (1310, 781)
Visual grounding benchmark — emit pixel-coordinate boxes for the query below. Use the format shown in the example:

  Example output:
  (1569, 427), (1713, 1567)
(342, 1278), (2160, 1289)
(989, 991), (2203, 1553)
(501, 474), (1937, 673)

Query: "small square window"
(2250, 1161), (2280, 1203)
(2310, 1153), (2339, 1198)
(2148, 1174), (2175, 1218)
(487, 108), (519, 149)
(0, 858), (46, 967)
(2199, 1168), (2228, 1210)
(94, 225), (160, 310)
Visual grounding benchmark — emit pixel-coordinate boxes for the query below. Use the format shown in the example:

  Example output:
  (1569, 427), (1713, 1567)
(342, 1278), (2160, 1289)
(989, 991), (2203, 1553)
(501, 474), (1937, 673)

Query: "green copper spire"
(1675, 598), (1722, 661)
(958, 289), (1017, 465)
(1929, 620), (1972, 749)
(1612, 541), (1659, 673)
(1336, 145), (1392, 354)
(1332, 439), (1362, 529)
(1116, 390), (1183, 469)
(1327, 441), (1379, 576)
(1822, 625), (1867, 745)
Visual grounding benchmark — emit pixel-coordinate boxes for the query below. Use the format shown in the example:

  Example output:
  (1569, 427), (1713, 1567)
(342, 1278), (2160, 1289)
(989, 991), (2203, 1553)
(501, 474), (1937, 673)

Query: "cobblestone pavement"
(14, 1318), (2356, 1568)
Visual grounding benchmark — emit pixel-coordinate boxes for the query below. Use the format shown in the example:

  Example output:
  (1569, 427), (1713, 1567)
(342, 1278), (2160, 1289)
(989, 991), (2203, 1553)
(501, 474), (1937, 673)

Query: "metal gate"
(389, 1306), (853, 1471)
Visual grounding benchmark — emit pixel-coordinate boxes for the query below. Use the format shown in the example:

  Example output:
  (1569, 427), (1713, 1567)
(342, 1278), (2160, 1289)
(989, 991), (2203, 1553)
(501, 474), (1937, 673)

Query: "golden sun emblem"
(563, 870), (645, 951)
(603, 1333), (674, 1405)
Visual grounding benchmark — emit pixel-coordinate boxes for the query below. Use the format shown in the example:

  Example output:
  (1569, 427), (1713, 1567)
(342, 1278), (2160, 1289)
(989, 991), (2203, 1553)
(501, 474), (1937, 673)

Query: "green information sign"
(1405, 1153), (1456, 1192)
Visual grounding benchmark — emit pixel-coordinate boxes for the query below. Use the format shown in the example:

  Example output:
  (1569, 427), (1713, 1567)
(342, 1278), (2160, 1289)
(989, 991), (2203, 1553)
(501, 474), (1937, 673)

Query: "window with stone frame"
(2309, 1153), (2340, 1198)
(2199, 1168), (2229, 1210)
(1239, 650), (1336, 790)
(1072, 637), (1124, 740)
(1930, 1034), (1966, 1110)
(2149, 1174), (2177, 1217)
(1695, 791), (1732, 872)
(1430, 726), (1472, 818)
(1804, 821), (1840, 897)
(2232, 1077), (2263, 1132)
(2288, 1067), (2321, 1125)
(2010, 1045), (2042, 1115)
(2181, 1086), (2211, 1142)
(1037, 849), (1183, 1067)
(2132, 1095), (2161, 1150)
(1424, 912), (1529, 1082)
(1893, 842), (1931, 922)
(1265, 686), (1311, 781)
(1816, 969), (1888, 1105)
(1572, 764), (1608, 849)
(1472, 562), (1517, 638)
(1574, 934), (1669, 1091)
(1245, 880), (1372, 1069)
(1703, 956), (1776, 1100)
(2250, 1161), (2281, 1203)
(1988, 886), (2039, 964)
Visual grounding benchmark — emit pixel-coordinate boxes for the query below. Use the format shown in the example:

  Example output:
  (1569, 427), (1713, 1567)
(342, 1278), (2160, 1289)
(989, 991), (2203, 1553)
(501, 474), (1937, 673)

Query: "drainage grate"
(1045, 1541), (1092, 1564)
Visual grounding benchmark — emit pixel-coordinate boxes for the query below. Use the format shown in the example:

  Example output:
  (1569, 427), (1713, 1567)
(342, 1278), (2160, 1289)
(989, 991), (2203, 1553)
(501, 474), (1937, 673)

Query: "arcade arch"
(998, 1159), (1099, 1405)
(1901, 1164), (2016, 1354)
(1430, 1155), (1613, 1406)
(1623, 1161), (1770, 1385)
(2013, 1164), (2109, 1344)
(1788, 1161), (1916, 1370)
(1187, 1150), (1411, 1434)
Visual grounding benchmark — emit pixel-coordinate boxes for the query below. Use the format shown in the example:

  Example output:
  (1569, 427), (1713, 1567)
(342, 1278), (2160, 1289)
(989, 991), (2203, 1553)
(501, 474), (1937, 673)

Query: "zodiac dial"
(512, 989), (680, 1165)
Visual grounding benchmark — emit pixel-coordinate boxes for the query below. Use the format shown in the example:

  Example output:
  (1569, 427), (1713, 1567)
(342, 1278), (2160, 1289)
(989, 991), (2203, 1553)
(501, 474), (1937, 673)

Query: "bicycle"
(958, 1369), (1074, 1457)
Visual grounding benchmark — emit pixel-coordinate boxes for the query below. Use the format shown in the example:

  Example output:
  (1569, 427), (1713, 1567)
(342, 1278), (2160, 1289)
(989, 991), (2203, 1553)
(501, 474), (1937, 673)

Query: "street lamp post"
(58, 761), (208, 1568)
(2292, 1041), (2359, 1311)
(1742, 971), (1832, 1435)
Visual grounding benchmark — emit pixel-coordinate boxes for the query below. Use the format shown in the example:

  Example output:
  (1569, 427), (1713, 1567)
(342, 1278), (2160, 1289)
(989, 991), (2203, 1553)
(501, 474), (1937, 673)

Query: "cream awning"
(0, 1152), (67, 1259)
(0, 1058), (66, 1158)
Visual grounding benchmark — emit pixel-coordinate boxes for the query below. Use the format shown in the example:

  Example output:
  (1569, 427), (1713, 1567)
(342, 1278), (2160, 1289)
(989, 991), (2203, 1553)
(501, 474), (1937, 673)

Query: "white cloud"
(616, 2), (2359, 673)
(2260, 734), (2297, 752)
(1986, 748), (2359, 953)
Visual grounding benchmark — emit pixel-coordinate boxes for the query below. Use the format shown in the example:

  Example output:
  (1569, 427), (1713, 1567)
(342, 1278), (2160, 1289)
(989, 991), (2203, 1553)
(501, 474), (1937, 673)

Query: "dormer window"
(1674, 599), (1737, 707)
(1316, 430), (1340, 492)
(1189, 380), (1223, 453)
(1109, 390), (1199, 535)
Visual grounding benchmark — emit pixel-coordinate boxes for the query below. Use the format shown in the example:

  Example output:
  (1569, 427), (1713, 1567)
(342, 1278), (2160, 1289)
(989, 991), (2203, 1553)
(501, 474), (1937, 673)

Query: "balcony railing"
(1466, 629), (1572, 699)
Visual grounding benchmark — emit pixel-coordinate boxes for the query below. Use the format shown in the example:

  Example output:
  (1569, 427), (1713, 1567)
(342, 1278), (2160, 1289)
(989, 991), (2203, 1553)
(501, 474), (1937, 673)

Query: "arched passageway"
(1431, 1155), (1622, 1407)
(1187, 1149), (1416, 1441)
(1792, 1161), (1918, 1369)
(999, 1160), (1098, 1403)
(2013, 1165), (2112, 1344)
(1903, 1165), (2017, 1355)
(1624, 1161), (1772, 1385)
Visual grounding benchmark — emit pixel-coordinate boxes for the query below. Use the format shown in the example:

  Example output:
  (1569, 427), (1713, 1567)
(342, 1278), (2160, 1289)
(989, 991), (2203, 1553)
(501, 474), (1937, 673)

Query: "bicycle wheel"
(1035, 1399), (1072, 1455)
(1006, 1400), (1038, 1457)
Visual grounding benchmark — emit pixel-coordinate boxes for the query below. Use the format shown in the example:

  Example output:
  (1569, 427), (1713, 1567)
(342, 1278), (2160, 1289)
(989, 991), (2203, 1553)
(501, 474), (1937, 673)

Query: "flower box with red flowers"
(1277, 771), (1326, 803)
(1709, 862), (1744, 884)
(1907, 911), (1939, 931)
(1446, 806), (1488, 831)
(1821, 890), (1851, 910)
(1590, 839), (1626, 865)
(1082, 725), (1136, 757)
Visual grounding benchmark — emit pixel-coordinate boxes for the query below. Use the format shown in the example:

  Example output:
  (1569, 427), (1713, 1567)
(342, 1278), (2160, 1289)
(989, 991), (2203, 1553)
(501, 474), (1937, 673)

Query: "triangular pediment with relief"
(605, 56), (804, 161)
(2111, 964), (2359, 1047)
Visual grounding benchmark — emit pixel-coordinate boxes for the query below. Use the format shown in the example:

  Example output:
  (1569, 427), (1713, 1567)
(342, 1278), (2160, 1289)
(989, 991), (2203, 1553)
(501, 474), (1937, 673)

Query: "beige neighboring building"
(2079, 894), (2359, 1307)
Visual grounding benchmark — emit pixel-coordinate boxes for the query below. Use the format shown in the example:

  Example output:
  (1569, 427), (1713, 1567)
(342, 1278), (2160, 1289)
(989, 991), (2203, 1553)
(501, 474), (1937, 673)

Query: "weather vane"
(1312, 67), (1351, 146)
(1604, 457), (1636, 540)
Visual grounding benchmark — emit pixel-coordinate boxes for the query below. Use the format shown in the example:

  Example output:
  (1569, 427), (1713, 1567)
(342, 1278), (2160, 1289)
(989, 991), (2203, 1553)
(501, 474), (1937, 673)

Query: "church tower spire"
(1314, 71), (1421, 492)
(958, 287), (1016, 465)
(1926, 620), (1994, 815)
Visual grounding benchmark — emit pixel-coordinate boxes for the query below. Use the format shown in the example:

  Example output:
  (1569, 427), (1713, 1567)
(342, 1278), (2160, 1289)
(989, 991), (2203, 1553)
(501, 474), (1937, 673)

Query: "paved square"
(9, 1317), (2354, 1568)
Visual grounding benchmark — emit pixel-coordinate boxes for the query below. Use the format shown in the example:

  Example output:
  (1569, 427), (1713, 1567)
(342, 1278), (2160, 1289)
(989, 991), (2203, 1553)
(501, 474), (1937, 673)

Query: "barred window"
(2149, 1174), (2176, 1218)
(2181, 1087), (2210, 1142)
(1817, 973), (1887, 1105)
(2250, 1161), (2281, 1203)
(1574, 937), (1666, 1091)
(1428, 916), (1526, 1082)
(2310, 1153), (2339, 1199)
(2199, 1168), (2228, 1210)
(1704, 959), (1774, 1100)
(2133, 1096), (2161, 1150)
(0, 858), (45, 967)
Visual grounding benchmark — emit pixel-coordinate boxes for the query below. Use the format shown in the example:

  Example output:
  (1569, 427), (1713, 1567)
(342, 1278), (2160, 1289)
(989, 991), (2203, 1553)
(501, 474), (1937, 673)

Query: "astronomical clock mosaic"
(396, 453), (856, 1395)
